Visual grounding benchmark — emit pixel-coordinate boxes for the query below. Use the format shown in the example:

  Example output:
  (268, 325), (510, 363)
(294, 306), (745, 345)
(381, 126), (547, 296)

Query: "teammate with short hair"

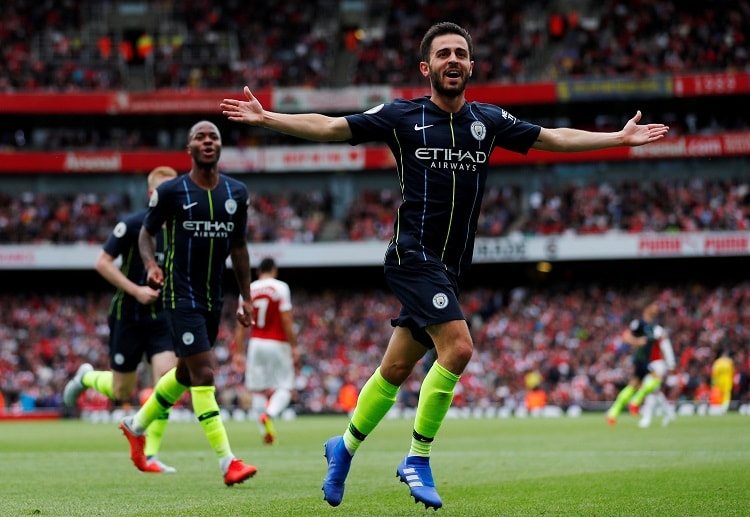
(118, 120), (258, 486)
(221, 21), (669, 510)
(607, 298), (664, 425)
(236, 256), (299, 445)
(63, 165), (178, 473)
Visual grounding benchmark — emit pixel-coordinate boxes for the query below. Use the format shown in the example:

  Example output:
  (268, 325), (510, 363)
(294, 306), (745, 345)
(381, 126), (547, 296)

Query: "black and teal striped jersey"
(102, 210), (166, 321)
(143, 173), (249, 312)
(630, 318), (659, 364)
(345, 97), (541, 276)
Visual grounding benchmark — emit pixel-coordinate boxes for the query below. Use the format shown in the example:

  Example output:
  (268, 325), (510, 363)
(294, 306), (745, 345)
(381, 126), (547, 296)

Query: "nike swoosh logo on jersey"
(182, 202), (198, 210)
(414, 123), (434, 131)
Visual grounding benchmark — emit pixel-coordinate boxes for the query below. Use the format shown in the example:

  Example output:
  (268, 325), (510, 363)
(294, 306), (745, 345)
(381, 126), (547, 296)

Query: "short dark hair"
(420, 22), (473, 63)
(258, 257), (276, 274)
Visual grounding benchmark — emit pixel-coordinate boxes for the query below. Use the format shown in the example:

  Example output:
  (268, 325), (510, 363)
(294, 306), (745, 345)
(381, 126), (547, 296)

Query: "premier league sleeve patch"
(364, 103), (384, 114)
(148, 189), (159, 207)
(113, 221), (127, 238)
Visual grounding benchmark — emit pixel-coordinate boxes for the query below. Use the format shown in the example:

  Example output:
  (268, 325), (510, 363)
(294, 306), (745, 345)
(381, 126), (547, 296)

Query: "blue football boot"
(396, 455), (443, 510)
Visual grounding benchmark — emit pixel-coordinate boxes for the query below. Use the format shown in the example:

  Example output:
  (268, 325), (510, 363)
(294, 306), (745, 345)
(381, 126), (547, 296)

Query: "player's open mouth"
(445, 69), (462, 78)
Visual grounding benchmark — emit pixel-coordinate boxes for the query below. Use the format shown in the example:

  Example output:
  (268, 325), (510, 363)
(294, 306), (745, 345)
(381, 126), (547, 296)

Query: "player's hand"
(146, 265), (164, 290)
(134, 285), (161, 305)
(220, 86), (264, 126)
(236, 294), (255, 327)
(621, 110), (670, 146)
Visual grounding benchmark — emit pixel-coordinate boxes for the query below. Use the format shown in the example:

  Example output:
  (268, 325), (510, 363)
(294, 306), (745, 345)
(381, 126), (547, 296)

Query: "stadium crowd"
(551, 1), (750, 79)
(3, 176), (748, 244)
(2, 1), (748, 92)
(1, 281), (748, 415)
(0, 0), (329, 92)
(2, 1), (749, 422)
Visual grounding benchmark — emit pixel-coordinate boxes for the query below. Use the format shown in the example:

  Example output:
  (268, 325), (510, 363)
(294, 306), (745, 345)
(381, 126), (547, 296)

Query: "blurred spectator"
(3, 176), (748, 244)
(551, 1), (750, 79)
(2, 280), (748, 414)
(4, 1), (748, 92)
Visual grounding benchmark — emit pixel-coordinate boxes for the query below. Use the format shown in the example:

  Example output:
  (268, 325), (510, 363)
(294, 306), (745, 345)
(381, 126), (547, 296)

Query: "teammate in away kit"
(119, 120), (258, 487)
(222, 21), (669, 511)
(64, 165), (178, 473)
(236, 257), (299, 445)
(607, 298), (675, 426)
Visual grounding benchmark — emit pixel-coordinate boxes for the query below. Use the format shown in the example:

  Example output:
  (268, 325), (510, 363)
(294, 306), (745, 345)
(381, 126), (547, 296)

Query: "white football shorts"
(245, 337), (294, 391)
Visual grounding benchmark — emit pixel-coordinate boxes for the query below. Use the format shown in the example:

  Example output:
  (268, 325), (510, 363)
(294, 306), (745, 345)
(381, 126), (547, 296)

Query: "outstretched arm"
(221, 86), (353, 142)
(532, 110), (669, 152)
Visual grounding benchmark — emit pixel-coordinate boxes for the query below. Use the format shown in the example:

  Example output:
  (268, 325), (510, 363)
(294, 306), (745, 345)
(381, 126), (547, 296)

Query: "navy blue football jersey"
(102, 210), (166, 321)
(345, 97), (541, 276)
(143, 174), (249, 312)
(630, 318), (658, 364)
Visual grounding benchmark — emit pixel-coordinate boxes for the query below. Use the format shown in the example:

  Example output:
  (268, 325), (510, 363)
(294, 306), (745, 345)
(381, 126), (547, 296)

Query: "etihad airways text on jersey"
(183, 220), (234, 237)
(414, 148), (488, 163)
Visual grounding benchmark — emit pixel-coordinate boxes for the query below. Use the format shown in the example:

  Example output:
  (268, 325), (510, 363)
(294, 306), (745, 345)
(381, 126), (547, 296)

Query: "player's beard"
(430, 67), (468, 98)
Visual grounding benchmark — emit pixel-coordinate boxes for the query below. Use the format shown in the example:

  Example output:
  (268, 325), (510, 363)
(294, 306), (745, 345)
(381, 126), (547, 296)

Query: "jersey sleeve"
(101, 220), (129, 258)
(345, 101), (401, 145)
(484, 105), (541, 155)
(278, 281), (292, 312)
(102, 213), (140, 258)
(143, 183), (169, 235)
(232, 185), (249, 240)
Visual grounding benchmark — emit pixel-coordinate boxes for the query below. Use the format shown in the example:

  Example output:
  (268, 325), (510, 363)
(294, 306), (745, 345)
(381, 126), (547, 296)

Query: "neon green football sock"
(343, 367), (399, 454)
(83, 370), (114, 399)
(191, 386), (232, 460)
(607, 384), (636, 418)
(631, 376), (661, 406)
(144, 410), (171, 457)
(410, 361), (460, 457)
(135, 367), (187, 430)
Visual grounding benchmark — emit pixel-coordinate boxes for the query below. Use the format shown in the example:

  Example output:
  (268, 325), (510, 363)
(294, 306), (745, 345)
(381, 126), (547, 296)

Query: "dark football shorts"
(164, 306), (221, 357)
(108, 315), (173, 372)
(384, 256), (465, 349)
(633, 358), (650, 380)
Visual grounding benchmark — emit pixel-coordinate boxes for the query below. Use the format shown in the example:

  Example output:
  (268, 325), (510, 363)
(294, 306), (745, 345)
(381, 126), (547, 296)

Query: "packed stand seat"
(3, 2), (749, 92)
(551, 1), (750, 79)
(0, 1), (332, 92)
(520, 177), (750, 235)
(0, 191), (128, 244)
(2, 177), (749, 244)
(247, 190), (333, 243)
(2, 282), (748, 414)
(352, 0), (546, 86)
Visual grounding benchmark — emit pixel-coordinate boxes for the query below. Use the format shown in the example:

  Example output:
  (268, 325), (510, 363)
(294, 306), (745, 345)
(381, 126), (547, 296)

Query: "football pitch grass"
(1, 413), (748, 516)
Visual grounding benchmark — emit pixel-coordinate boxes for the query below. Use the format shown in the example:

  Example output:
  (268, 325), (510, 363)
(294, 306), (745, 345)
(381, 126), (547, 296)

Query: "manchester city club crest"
(470, 121), (487, 141)
(225, 199), (237, 214)
(432, 292), (449, 309)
